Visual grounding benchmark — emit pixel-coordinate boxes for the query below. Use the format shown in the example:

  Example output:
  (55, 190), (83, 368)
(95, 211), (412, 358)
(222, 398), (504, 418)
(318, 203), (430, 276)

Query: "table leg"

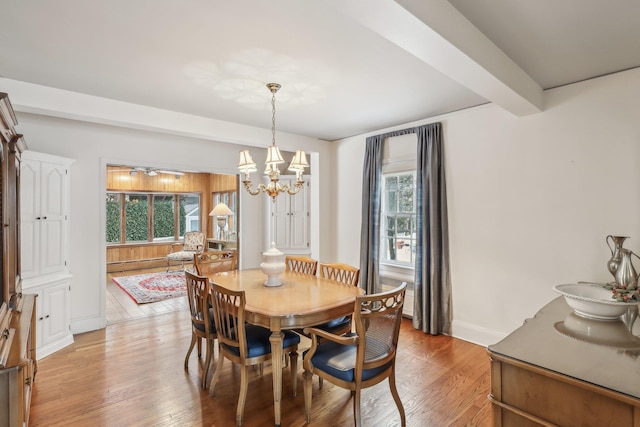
(269, 330), (284, 427)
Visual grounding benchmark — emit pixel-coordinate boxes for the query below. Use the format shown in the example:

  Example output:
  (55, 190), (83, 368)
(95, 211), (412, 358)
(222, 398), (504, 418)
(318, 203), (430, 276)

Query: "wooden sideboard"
(0, 294), (37, 427)
(488, 297), (640, 426)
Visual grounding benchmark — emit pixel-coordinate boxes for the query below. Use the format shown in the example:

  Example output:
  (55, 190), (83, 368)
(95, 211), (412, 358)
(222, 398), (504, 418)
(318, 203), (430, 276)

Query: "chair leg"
(388, 368), (406, 426)
(303, 370), (313, 424)
(209, 349), (224, 396)
(197, 336), (202, 358)
(353, 388), (362, 427)
(236, 365), (250, 427)
(202, 337), (215, 389)
(184, 333), (196, 370)
(319, 376), (323, 388)
(289, 349), (298, 397)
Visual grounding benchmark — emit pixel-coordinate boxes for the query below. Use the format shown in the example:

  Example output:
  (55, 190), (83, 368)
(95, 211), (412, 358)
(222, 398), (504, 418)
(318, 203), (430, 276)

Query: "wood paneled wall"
(106, 165), (238, 269)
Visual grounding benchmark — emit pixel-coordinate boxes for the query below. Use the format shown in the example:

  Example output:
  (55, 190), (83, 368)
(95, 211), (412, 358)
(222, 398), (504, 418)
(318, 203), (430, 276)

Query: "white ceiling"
(1, 0), (639, 141)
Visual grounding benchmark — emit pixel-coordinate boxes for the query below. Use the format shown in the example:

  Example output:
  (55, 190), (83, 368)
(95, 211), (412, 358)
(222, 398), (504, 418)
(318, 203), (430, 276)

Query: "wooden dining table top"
(207, 268), (364, 330)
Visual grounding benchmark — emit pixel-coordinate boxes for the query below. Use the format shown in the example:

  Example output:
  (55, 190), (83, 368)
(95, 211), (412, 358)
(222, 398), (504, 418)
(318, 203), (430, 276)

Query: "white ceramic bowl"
(553, 283), (634, 320)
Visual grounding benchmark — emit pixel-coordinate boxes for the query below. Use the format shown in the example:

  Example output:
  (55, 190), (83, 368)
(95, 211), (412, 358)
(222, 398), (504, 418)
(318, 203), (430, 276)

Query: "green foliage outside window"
(153, 196), (174, 239)
(125, 196), (149, 241)
(106, 194), (121, 243)
(106, 192), (199, 243)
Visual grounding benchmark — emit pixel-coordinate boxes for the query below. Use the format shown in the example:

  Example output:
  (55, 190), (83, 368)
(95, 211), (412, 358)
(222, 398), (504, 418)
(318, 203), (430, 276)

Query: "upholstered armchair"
(166, 231), (206, 271)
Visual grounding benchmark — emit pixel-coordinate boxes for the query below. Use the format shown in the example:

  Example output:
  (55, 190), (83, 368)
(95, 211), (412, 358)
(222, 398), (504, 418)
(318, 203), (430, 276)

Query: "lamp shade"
(288, 150), (309, 171)
(238, 150), (257, 173)
(209, 203), (234, 216)
(265, 145), (285, 165)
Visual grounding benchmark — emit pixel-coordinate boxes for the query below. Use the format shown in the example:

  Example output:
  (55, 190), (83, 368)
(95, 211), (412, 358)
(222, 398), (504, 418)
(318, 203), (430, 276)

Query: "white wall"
(9, 94), (331, 334)
(333, 68), (640, 346)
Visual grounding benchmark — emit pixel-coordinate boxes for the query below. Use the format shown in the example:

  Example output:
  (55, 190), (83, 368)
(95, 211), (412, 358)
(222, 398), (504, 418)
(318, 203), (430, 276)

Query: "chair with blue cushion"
(316, 263), (360, 336)
(302, 283), (407, 427)
(184, 271), (217, 389)
(209, 283), (301, 427)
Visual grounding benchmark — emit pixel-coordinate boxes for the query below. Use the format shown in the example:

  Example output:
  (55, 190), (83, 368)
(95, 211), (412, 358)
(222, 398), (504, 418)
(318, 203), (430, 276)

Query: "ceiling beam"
(325, 0), (543, 116)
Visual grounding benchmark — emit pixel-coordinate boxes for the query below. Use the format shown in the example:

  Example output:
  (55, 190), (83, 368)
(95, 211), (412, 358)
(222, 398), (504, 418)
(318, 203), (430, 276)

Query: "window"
(106, 192), (201, 244)
(106, 193), (122, 244)
(153, 194), (175, 241)
(381, 172), (416, 266)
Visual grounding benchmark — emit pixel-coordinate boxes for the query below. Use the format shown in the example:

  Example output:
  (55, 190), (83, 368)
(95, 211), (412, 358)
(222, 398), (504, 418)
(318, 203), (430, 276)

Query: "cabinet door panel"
(43, 283), (69, 344)
(270, 192), (290, 248)
(41, 220), (65, 275)
(41, 163), (65, 217)
(20, 160), (40, 279)
(289, 184), (309, 249)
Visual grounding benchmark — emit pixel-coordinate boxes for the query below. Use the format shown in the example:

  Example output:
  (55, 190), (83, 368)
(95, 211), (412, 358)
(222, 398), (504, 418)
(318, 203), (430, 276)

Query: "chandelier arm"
(286, 181), (305, 195)
(242, 180), (262, 196)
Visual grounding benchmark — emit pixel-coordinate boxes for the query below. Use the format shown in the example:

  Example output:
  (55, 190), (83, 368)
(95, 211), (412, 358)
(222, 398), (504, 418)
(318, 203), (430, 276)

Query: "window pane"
(380, 172), (416, 266)
(125, 194), (149, 242)
(179, 194), (200, 236)
(385, 190), (397, 213)
(385, 176), (398, 191)
(106, 193), (121, 244)
(153, 194), (175, 240)
(399, 174), (414, 213)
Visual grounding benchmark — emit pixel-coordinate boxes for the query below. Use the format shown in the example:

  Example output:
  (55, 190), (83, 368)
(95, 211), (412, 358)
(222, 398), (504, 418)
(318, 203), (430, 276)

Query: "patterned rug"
(112, 270), (187, 304)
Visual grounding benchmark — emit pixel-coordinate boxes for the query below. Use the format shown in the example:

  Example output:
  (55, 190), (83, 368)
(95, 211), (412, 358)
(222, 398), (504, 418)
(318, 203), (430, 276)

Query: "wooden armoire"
(0, 92), (37, 427)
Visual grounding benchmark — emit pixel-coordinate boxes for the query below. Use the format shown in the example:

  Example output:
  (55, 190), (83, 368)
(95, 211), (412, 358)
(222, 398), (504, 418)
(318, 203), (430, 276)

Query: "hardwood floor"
(30, 307), (493, 426)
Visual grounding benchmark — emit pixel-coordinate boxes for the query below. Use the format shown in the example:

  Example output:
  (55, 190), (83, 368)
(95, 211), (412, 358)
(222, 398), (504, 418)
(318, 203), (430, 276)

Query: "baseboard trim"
(451, 319), (508, 348)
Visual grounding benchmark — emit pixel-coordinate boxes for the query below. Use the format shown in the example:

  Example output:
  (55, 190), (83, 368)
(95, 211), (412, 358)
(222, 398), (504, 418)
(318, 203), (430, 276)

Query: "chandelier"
(237, 83), (309, 201)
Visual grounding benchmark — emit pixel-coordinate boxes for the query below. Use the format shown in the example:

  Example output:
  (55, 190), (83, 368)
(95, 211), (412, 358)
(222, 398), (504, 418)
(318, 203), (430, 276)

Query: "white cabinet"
(30, 278), (73, 359)
(20, 153), (73, 279)
(20, 151), (74, 359)
(268, 177), (310, 253)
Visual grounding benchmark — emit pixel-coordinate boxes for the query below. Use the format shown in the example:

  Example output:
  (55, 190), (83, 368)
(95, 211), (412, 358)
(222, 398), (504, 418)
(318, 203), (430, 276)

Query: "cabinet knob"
(45, 314), (50, 318)
(36, 217), (41, 220)
(39, 317), (44, 321)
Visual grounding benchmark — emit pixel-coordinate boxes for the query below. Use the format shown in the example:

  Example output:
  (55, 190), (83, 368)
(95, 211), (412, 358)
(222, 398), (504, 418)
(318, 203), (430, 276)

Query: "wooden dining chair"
(310, 263), (362, 344)
(209, 283), (301, 427)
(285, 255), (318, 275)
(318, 263), (360, 287)
(303, 283), (407, 427)
(184, 271), (217, 389)
(194, 250), (238, 276)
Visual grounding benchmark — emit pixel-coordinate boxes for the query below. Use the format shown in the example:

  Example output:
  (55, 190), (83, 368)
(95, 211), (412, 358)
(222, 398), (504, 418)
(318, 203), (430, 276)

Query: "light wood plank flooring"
(30, 308), (492, 426)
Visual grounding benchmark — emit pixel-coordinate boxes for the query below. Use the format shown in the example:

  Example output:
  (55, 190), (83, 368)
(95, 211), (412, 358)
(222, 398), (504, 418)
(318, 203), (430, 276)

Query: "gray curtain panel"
(359, 122), (451, 334)
(414, 122), (451, 335)
(359, 134), (384, 294)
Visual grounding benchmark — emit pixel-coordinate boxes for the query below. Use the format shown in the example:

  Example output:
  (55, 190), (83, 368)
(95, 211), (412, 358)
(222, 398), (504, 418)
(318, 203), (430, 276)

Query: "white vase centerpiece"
(260, 242), (286, 287)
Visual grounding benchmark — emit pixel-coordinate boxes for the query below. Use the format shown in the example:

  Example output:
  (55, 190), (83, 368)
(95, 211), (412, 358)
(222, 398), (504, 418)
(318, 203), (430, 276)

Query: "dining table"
(206, 268), (364, 427)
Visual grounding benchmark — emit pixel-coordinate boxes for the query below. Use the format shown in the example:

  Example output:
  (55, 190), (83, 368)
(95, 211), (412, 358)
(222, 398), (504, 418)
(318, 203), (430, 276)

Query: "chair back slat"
(195, 250), (238, 276)
(285, 256), (318, 275)
(319, 263), (360, 286)
(185, 271), (212, 334)
(354, 283), (406, 369)
(210, 284), (246, 356)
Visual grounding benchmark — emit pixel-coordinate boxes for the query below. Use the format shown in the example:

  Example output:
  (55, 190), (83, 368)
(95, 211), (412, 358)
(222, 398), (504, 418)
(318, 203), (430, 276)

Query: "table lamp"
(209, 202), (234, 240)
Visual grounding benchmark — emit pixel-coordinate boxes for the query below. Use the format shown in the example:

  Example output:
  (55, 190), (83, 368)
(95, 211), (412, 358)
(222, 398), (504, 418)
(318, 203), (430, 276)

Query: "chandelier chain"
(271, 89), (276, 146)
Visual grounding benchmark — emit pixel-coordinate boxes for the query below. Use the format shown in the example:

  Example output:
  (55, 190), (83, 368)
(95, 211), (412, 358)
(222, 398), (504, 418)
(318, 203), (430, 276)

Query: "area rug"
(112, 270), (187, 304)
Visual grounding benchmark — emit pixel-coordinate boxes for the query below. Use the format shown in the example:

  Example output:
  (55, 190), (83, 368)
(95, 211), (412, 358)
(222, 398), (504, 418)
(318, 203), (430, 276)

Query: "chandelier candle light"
(237, 83), (309, 201)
